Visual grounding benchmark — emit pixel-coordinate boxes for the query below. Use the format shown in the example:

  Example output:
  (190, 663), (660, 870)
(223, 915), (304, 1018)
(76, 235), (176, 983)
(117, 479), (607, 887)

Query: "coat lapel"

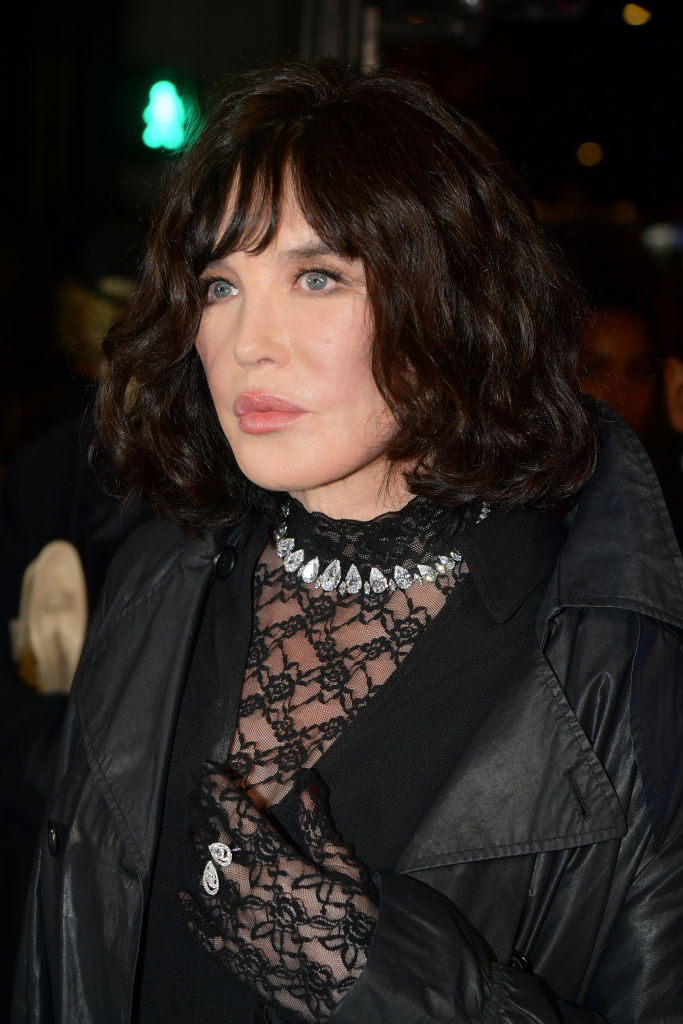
(75, 525), (235, 877)
(396, 646), (626, 874)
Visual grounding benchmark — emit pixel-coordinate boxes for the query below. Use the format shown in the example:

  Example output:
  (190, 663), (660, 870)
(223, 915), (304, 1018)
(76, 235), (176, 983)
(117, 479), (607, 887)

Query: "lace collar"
(274, 497), (487, 596)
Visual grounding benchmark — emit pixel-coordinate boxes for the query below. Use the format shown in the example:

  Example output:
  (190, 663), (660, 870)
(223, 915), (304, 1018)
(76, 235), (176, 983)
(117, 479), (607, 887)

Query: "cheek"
(195, 328), (231, 402)
(311, 307), (376, 404)
(318, 359), (393, 449)
(194, 329), (213, 382)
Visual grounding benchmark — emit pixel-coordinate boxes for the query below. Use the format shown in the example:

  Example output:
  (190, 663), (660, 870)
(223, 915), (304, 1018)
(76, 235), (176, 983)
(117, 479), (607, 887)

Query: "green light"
(142, 81), (186, 150)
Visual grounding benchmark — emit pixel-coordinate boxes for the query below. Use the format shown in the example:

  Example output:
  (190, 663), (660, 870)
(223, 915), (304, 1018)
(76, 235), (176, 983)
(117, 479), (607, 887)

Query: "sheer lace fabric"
(227, 497), (473, 809)
(184, 769), (379, 1023)
(183, 498), (477, 1021)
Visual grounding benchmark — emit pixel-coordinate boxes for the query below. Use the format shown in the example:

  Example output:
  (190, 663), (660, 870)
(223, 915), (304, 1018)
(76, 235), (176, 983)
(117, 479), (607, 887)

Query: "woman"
(13, 61), (683, 1023)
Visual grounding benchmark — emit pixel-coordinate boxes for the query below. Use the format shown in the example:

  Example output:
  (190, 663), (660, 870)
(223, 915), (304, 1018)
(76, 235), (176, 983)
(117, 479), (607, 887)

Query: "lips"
(233, 392), (305, 416)
(233, 392), (306, 434)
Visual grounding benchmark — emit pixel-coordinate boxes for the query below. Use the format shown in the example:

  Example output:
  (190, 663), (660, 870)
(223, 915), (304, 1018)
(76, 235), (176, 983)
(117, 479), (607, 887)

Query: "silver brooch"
(201, 842), (239, 895)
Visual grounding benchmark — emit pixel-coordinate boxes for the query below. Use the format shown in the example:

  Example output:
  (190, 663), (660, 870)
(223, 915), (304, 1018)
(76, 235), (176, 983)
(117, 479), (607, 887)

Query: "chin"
(229, 437), (391, 509)
(235, 461), (353, 503)
(233, 460), (322, 498)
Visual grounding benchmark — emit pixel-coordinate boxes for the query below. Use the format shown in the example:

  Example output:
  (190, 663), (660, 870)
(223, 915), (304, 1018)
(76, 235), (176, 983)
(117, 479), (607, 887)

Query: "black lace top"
(226, 497), (477, 809)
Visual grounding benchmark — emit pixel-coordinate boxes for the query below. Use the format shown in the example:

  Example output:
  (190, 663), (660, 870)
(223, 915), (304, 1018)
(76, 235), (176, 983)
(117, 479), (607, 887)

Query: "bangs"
(191, 126), (364, 274)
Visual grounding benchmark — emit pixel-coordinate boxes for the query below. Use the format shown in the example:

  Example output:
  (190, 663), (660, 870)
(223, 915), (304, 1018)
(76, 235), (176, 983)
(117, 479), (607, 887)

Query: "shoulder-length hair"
(96, 59), (596, 530)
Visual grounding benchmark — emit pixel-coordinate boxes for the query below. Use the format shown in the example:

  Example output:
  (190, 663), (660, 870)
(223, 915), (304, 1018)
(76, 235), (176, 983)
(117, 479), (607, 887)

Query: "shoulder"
(96, 515), (252, 621)
(549, 598), (683, 848)
(543, 403), (683, 631)
(100, 517), (191, 609)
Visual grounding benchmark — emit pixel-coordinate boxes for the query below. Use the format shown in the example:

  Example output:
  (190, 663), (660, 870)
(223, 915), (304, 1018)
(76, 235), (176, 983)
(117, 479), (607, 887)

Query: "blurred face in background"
(580, 307), (656, 437)
(664, 356), (683, 435)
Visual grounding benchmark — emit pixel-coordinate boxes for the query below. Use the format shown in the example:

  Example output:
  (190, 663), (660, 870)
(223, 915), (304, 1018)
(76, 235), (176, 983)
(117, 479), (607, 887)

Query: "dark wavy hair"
(95, 59), (596, 530)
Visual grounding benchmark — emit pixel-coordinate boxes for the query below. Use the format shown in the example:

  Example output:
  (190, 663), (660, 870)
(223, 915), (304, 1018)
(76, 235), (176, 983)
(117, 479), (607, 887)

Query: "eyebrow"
(202, 241), (352, 272)
(277, 242), (346, 262)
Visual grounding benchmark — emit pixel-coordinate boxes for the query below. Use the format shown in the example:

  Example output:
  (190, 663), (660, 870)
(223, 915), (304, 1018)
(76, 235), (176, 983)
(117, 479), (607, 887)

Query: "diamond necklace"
(273, 502), (490, 596)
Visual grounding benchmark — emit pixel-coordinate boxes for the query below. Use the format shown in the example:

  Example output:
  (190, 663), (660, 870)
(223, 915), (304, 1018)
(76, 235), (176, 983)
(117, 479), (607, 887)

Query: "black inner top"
(136, 502), (565, 1023)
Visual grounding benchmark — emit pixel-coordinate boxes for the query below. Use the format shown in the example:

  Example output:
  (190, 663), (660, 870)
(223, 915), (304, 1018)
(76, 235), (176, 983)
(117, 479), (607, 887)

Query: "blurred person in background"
(12, 61), (683, 1024)
(579, 305), (657, 438)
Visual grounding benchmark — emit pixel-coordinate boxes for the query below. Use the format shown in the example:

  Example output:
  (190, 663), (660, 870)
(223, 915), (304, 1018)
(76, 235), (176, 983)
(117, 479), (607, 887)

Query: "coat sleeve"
(582, 822), (683, 1022)
(10, 583), (109, 1023)
(10, 697), (82, 1024)
(581, 618), (683, 1022)
(328, 871), (607, 1024)
(11, 844), (55, 1024)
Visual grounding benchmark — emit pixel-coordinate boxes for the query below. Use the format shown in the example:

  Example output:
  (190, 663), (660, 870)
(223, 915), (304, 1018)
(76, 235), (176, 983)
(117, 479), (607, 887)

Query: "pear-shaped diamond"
(209, 842), (233, 867)
(438, 554), (456, 570)
(299, 556), (320, 584)
(450, 550), (463, 563)
(276, 536), (295, 558)
(394, 565), (413, 589)
(345, 564), (362, 595)
(318, 559), (341, 591)
(283, 548), (304, 572)
(202, 860), (219, 896)
(369, 567), (388, 593)
(417, 563), (437, 582)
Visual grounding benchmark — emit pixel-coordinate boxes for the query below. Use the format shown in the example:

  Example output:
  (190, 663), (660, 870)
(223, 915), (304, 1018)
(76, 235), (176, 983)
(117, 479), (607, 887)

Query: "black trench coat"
(12, 410), (683, 1023)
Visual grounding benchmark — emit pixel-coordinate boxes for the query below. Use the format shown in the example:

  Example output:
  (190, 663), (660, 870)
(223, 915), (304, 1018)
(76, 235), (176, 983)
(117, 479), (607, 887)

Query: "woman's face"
(195, 190), (407, 519)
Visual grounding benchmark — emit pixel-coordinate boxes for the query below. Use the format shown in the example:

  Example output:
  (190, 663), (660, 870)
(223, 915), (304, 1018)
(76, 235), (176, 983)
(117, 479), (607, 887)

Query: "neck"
(288, 466), (413, 522)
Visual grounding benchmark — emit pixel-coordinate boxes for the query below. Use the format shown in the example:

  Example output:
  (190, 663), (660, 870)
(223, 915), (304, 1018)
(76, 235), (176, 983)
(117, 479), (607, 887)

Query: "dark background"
(2, 0), (681, 467)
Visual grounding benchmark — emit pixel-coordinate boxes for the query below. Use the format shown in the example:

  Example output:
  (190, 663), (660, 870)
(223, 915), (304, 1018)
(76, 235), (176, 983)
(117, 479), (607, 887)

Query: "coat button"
(509, 950), (532, 972)
(47, 820), (59, 856)
(213, 546), (237, 579)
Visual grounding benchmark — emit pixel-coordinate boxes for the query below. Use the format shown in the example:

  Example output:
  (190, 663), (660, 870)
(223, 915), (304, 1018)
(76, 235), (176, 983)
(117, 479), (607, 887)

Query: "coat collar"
(455, 508), (565, 624)
(396, 641), (627, 873)
(456, 407), (683, 632)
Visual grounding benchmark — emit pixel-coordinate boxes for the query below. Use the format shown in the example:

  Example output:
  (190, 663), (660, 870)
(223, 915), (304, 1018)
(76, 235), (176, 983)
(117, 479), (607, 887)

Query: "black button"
(47, 820), (59, 856)
(509, 950), (532, 972)
(213, 546), (237, 579)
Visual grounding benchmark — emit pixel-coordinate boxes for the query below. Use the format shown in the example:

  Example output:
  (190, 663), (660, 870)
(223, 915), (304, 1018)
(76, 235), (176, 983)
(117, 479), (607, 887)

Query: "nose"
(232, 295), (288, 369)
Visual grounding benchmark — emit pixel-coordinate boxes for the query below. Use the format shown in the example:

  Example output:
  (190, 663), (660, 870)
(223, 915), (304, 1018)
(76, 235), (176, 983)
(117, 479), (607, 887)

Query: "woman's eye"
(205, 279), (238, 302)
(301, 271), (333, 291)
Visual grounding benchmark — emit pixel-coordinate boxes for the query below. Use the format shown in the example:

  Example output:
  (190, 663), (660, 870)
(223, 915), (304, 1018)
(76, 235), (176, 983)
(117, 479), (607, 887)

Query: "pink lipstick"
(233, 392), (306, 433)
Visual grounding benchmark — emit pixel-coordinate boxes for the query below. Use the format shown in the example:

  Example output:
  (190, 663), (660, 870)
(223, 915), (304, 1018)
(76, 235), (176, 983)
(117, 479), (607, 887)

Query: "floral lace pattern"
(182, 768), (378, 1023)
(227, 499), (474, 808)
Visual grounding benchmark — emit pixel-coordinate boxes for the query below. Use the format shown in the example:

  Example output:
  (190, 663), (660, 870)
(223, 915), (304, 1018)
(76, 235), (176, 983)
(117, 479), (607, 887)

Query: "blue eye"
(303, 272), (329, 291)
(206, 279), (238, 302)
